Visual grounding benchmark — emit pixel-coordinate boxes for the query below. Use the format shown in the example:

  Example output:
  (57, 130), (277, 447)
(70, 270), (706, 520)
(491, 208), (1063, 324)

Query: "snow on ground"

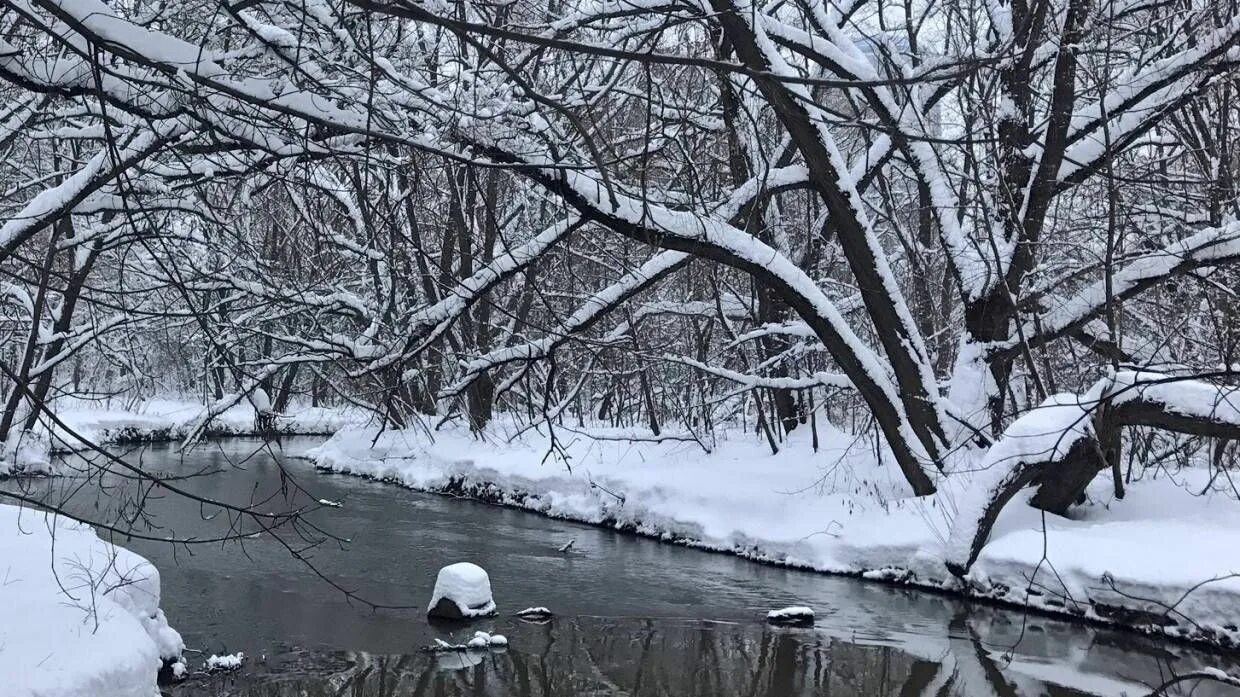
(0, 503), (183, 697)
(52, 397), (363, 447)
(0, 430), (53, 475)
(308, 417), (1240, 647)
(0, 396), (365, 474)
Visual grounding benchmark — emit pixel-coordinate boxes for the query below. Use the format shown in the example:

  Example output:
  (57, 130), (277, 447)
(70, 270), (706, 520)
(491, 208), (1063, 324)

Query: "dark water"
(8, 438), (1239, 696)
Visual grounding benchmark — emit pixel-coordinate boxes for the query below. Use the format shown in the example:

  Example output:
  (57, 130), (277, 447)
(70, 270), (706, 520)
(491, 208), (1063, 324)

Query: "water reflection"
(174, 614), (1237, 697)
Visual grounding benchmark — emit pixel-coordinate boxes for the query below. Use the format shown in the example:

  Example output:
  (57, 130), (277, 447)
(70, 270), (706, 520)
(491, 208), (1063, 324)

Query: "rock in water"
(766, 606), (815, 626)
(427, 562), (497, 619)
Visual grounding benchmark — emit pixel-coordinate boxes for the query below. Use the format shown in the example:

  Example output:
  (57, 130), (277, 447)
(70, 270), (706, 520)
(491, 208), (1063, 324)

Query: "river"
(9, 437), (1238, 696)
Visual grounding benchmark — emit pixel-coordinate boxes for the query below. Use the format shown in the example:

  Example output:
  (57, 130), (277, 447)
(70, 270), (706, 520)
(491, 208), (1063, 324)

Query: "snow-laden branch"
(1055, 15), (1240, 184)
(1108, 370), (1240, 437)
(758, 15), (987, 299)
(370, 216), (581, 372)
(706, 0), (951, 466)
(13, 0), (499, 169)
(1143, 668), (1240, 696)
(443, 250), (691, 396)
(998, 221), (1240, 358)
(664, 355), (853, 391)
(0, 124), (180, 261)
(181, 364), (288, 447)
(508, 159), (940, 494)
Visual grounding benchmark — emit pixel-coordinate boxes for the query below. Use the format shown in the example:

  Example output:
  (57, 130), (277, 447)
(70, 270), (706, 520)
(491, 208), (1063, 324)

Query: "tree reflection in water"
(172, 611), (1240, 697)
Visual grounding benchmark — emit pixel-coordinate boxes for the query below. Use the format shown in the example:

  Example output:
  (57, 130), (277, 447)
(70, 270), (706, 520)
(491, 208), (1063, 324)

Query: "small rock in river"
(427, 562), (497, 620)
(766, 606), (815, 626)
(516, 606), (552, 619)
(204, 652), (245, 672)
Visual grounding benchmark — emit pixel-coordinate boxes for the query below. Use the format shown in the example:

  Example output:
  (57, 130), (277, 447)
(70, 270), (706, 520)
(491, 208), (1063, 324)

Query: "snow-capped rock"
(516, 606), (552, 619)
(205, 653), (245, 672)
(427, 562), (496, 619)
(766, 606), (815, 626)
(429, 630), (509, 653)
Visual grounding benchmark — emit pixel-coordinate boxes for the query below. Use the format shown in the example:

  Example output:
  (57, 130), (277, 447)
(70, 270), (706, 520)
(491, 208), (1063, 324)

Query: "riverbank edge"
(306, 460), (1240, 655)
(47, 423), (340, 453)
(11, 399), (364, 468)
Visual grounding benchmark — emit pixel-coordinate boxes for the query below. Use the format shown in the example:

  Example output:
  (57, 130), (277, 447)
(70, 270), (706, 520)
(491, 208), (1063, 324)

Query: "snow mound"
(766, 606), (815, 625)
(0, 504), (184, 697)
(427, 562), (496, 619)
(466, 631), (508, 648)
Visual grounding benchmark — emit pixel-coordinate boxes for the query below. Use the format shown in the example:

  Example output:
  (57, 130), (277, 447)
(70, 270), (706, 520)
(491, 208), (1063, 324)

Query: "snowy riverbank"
(51, 397), (362, 448)
(308, 419), (1240, 649)
(2, 398), (362, 475)
(0, 503), (184, 697)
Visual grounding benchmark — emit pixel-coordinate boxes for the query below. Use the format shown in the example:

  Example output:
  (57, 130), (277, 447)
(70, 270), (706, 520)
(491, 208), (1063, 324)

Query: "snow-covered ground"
(0, 503), (184, 697)
(52, 397), (362, 447)
(309, 418), (1240, 648)
(1, 397), (363, 474)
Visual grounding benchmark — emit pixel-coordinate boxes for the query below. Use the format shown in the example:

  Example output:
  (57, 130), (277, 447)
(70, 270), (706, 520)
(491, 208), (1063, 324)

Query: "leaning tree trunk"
(946, 373), (1240, 576)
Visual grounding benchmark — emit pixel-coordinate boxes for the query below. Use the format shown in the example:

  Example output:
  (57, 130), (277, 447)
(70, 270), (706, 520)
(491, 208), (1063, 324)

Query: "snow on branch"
(945, 370), (1240, 574)
(443, 249), (691, 396)
(664, 355), (853, 391)
(1108, 371), (1240, 437)
(0, 124), (180, 261)
(370, 216), (581, 372)
(522, 163), (940, 494)
(1001, 221), (1240, 358)
(1056, 16), (1240, 184)
(703, 0), (951, 467)
(552, 169), (894, 396)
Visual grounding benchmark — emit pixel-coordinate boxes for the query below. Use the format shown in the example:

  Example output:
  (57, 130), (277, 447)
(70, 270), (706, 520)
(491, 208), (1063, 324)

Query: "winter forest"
(2, 0), (1240, 694)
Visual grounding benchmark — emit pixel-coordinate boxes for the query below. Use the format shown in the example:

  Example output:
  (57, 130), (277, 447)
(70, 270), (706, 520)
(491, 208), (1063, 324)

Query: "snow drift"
(0, 504), (183, 697)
